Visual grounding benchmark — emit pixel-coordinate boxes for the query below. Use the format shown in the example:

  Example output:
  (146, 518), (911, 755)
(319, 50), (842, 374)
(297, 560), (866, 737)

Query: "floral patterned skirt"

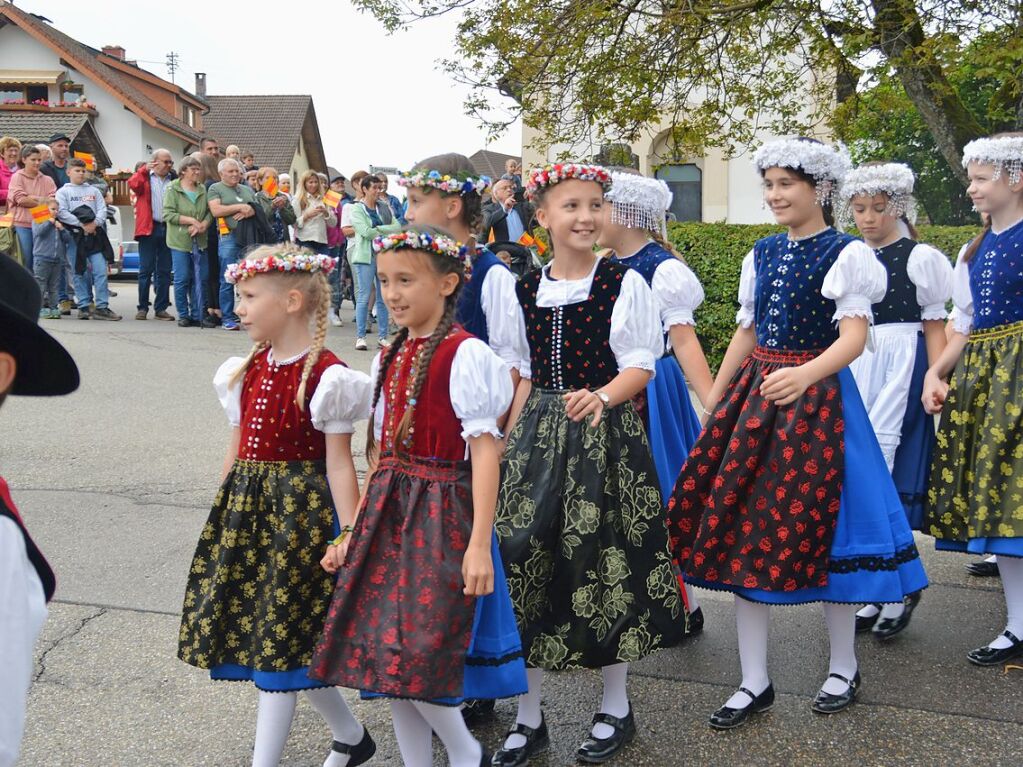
(496, 387), (685, 671)
(177, 459), (338, 691)
(668, 347), (928, 605)
(928, 320), (1023, 557)
(309, 455), (527, 704)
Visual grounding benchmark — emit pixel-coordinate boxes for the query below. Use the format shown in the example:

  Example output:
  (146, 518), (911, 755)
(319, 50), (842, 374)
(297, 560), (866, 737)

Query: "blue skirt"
(685, 368), (929, 605)
(891, 334), (934, 530)
(644, 355), (702, 502)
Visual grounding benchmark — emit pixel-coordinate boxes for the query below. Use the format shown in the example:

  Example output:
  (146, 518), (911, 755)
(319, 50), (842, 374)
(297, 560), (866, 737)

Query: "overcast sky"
(30, 0), (523, 172)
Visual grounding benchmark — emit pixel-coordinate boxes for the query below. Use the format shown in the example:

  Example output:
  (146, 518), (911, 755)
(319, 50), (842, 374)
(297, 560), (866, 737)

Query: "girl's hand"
(760, 365), (813, 406)
(462, 543), (494, 596)
(320, 540), (350, 574)
(922, 369), (949, 414)
(563, 388), (605, 427)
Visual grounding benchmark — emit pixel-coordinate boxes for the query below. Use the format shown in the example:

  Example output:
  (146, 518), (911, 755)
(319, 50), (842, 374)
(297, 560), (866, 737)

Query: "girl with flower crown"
(177, 245), (376, 767)
(833, 162), (954, 639)
(922, 133), (1023, 667)
(310, 226), (527, 767)
(493, 163), (685, 767)
(667, 138), (928, 730)
(597, 169), (714, 636)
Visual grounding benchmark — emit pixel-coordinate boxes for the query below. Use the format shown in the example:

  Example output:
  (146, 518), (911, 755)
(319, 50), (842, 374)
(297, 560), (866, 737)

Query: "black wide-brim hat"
(0, 254), (79, 396)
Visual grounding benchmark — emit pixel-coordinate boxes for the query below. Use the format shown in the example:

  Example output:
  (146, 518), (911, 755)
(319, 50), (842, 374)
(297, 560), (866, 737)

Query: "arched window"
(655, 164), (702, 222)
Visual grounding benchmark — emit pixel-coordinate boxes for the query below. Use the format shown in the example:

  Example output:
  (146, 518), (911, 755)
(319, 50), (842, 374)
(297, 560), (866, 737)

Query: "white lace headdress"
(605, 172), (672, 236)
(837, 162), (917, 228)
(753, 138), (852, 206)
(962, 135), (1023, 185)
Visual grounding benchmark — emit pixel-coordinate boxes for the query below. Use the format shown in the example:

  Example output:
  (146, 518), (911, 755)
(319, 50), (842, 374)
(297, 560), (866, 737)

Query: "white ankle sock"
(989, 555), (1023, 649)
(685, 582), (701, 613)
(304, 687), (364, 767)
(389, 700), (432, 767)
(591, 663), (629, 739)
(725, 597), (770, 708)
(504, 667), (544, 749)
(411, 701), (482, 767)
(253, 691), (297, 767)
(822, 603), (858, 694)
(879, 601), (906, 621)
(856, 603), (880, 620)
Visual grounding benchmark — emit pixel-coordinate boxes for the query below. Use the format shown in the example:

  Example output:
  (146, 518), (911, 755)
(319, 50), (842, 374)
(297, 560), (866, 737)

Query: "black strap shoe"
(872, 591), (922, 640)
(685, 606), (705, 637)
(855, 604), (881, 633)
(480, 749), (492, 767)
(491, 716), (549, 767)
(462, 698), (497, 726)
(708, 683), (774, 730)
(965, 560), (1000, 577)
(576, 706), (636, 764)
(331, 727), (375, 767)
(812, 670), (860, 714)
(966, 630), (1023, 667)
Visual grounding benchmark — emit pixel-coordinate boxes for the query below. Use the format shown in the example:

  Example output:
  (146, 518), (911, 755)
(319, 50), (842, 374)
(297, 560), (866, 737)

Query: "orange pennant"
(518, 231), (546, 255)
(323, 189), (342, 208)
(73, 151), (96, 170)
(0, 212), (13, 228)
(30, 204), (52, 223)
(262, 176), (279, 197)
(217, 217), (229, 235)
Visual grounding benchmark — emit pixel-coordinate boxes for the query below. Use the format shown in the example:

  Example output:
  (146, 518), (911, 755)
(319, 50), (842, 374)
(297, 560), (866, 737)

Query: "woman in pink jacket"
(7, 145), (57, 272)
(0, 136), (22, 211)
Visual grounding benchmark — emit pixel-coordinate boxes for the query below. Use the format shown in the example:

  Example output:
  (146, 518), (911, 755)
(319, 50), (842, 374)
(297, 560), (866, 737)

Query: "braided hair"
(366, 225), (466, 455)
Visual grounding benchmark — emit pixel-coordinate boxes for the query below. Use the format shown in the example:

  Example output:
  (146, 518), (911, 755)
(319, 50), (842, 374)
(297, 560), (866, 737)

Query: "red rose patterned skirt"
(309, 454), (527, 704)
(667, 347), (928, 605)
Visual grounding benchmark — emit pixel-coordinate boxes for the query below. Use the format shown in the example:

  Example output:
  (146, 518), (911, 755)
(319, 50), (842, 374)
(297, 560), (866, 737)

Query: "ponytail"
(649, 230), (687, 264)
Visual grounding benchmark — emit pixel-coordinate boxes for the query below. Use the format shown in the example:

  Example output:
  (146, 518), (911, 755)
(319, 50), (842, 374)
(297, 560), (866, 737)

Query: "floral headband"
(754, 139), (852, 206)
(962, 136), (1023, 185)
(373, 230), (468, 264)
(224, 251), (336, 284)
(397, 169), (492, 196)
(837, 162), (918, 226)
(525, 163), (613, 202)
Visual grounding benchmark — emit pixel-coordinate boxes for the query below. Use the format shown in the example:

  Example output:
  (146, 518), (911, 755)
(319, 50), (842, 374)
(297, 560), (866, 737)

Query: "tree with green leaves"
(354, 0), (1023, 187)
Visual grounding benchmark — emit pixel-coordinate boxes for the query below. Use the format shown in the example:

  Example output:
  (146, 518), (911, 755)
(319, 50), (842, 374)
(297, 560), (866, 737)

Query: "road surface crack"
(34, 607), (106, 683)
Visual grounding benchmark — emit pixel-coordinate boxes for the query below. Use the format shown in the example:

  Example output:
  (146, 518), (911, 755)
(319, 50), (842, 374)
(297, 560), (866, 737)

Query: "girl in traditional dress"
(493, 164), (685, 766)
(597, 170), (713, 635)
(667, 138), (928, 729)
(836, 162), (953, 638)
(923, 133), (1023, 666)
(177, 245), (375, 767)
(310, 227), (526, 767)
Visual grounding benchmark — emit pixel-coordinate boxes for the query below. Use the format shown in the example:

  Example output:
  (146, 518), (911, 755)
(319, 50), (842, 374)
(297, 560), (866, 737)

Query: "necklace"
(384, 339), (427, 451)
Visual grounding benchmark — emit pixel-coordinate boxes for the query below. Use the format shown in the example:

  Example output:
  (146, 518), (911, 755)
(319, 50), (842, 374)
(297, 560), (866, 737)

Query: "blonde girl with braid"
(177, 245), (377, 767)
(310, 227), (527, 767)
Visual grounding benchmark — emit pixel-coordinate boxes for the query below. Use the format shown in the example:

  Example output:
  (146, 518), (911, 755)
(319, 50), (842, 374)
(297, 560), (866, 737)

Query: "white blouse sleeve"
(651, 258), (704, 330)
(511, 302), (531, 380)
(821, 240), (888, 322)
(736, 249), (756, 328)
(907, 243), (954, 321)
(369, 352), (385, 442)
(949, 244), (974, 334)
(480, 265), (524, 371)
(309, 364), (373, 434)
(610, 269), (662, 374)
(450, 338), (514, 440)
(213, 357), (246, 427)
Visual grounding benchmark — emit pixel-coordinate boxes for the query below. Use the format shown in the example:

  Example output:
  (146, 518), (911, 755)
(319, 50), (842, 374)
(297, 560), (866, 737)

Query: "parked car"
(119, 240), (139, 276)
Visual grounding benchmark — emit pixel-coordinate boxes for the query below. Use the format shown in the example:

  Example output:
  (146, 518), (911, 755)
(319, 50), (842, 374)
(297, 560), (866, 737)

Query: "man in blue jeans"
(207, 158), (256, 331)
(128, 150), (175, 320)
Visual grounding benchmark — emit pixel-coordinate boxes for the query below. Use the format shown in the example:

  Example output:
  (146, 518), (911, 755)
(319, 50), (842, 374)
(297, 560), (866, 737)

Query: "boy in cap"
(0, 254), (79, 766)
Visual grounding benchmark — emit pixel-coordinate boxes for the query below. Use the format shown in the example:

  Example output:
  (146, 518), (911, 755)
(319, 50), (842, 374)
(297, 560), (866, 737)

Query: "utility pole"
(166, 52), (180, 83)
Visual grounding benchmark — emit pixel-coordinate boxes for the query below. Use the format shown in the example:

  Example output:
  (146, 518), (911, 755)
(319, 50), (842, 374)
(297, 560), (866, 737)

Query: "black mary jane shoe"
(685, 606), (705, 638)
(812, 670), (861, 714)
(480, 749), (492, 767)
(965, 560), (1000, 578)
(966, 630), (1023, 667)
(708, 684), (774, 730)
(462, 698), (497, 726)
(855, 605), (881, 633)
(576, 707), (637, 764)
(331, 727), (376, 767)
(872, 591), (922, 640)
(491, 716), (549, 767)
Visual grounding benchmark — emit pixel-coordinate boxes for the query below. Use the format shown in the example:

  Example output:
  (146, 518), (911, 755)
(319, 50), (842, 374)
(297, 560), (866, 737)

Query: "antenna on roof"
(166, 51), (180, 83)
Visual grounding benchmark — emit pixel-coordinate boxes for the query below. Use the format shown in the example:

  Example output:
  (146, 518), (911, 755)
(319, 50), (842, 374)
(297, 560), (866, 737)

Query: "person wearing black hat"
(39, 133), (71, 190)
(0, 253), (79, 765)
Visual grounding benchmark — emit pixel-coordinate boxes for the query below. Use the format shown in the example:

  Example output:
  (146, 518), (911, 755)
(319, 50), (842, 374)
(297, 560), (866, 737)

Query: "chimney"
(101, 45), (126, 61)
(195, 73), (207, 99)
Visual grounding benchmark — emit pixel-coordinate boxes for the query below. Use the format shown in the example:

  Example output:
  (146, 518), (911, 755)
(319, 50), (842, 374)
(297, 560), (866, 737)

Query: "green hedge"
(669, 222), (979, 371)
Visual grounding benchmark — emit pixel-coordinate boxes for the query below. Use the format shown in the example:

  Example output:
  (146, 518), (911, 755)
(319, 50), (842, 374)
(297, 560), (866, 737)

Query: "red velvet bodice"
(238, 348), (342, 461)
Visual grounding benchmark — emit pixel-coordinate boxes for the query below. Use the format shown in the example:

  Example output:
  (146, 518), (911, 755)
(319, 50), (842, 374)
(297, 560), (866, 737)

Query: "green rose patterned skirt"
(927, 320), (1023, 556)
(178, 459), (339, 690)
(496, 388), (686, 670)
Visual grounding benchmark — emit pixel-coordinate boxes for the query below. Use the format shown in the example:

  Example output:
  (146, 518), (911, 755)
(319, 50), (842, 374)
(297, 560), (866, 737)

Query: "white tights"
(252, 688), (363, 767)
(389, 699), (482, 767)
(989, 555), (1023, 649)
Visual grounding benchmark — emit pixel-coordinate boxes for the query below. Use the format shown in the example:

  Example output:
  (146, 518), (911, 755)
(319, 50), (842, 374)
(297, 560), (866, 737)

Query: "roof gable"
(203, 95), (326, 173)
(469, 149), (521, 179)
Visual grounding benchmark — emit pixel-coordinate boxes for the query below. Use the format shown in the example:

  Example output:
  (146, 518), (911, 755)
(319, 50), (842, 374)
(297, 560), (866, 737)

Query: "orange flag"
(0, 213), (13, 228)
(30, 204), (52, 223)
(518, 231), (547, 256)
(323, 189), (342, 208)
(262, 176), (279, 197)
(487, 228), (495, 244)
(217, 217), (229, 235)
(73, 151), (96, 170)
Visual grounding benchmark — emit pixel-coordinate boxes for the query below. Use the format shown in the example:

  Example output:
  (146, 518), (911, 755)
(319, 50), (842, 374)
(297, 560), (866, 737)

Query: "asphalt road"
(4, 287), (1022, 766)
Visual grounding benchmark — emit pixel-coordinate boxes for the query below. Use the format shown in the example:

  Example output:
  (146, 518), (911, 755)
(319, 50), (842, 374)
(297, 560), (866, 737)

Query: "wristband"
(330, 524), (355, 547)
